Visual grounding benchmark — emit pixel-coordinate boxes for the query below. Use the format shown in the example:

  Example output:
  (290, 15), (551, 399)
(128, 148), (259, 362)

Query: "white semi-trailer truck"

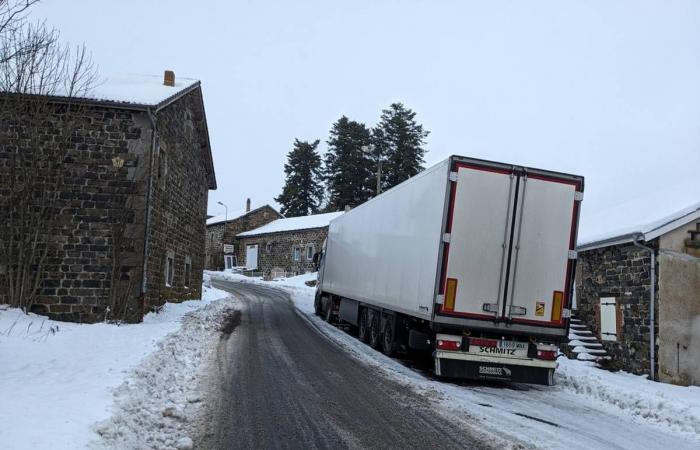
(315, 155), (583, 385)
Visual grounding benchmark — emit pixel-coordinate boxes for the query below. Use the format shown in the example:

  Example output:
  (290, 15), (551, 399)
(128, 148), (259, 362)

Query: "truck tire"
(369, 313), (381, 349)
(324, 298), (334, 323)
(358, 308), (370, 343)
(382, 319), (397, 356)
(314, 294), (323, 316)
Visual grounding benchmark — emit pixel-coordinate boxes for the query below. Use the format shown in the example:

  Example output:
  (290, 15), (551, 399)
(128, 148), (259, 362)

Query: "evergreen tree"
(374, 103), (429, 190)
(324, 116), (374, 211)
(275, 139), (324, 217)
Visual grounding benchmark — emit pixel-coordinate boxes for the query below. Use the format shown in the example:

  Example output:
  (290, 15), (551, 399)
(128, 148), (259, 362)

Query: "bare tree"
(0, 15), (98, 312)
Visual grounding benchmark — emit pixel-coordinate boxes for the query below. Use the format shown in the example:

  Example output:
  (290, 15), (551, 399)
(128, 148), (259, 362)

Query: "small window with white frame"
(164, 251), (175, 287)
(306, 244), (315, 261)
(293, 246), (301, 261)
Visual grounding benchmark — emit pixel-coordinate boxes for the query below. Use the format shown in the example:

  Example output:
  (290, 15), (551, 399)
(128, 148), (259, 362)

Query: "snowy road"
(198, 279), (499, 449)
(203, 274), (700, 450)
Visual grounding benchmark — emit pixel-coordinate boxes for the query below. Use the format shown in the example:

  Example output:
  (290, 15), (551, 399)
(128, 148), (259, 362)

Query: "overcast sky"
(34, 0), (700, 235)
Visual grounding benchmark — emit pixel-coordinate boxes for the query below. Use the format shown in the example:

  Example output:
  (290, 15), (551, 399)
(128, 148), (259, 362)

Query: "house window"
(293, 246), (301, 261)
(184, 257), (192, 288)
(599, 297), (617, 342)
(266, 242), (273, 254)
(225, 255), (236, 270)
(306, 244), (315, 261)
(165, 252), (174, 287)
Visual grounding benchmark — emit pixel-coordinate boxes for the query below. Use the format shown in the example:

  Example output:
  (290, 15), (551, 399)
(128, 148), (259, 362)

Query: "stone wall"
(575, 241), (659, 376)
(143, 89), (212, 309)
(0, 99), (151, 322)
(238, 227), (328, 275)
(0, 88), (214, 323)
(204, 205), (280, 270)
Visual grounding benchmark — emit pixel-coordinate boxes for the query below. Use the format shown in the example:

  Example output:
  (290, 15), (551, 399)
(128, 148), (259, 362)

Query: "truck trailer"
(315, 155), (584, 385)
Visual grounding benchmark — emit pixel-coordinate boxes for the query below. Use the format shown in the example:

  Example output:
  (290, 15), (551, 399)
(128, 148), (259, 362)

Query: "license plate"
(470, 340), (528, 358)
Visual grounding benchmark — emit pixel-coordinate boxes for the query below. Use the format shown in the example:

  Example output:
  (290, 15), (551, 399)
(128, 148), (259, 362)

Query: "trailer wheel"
(369, 313), (381, 349)
(324, 298), (334, 323)
(314, 294), (323, 316)
(382, 319), (397, 356)
(358, 308), (370, 343)
(546, 368), (555, 386)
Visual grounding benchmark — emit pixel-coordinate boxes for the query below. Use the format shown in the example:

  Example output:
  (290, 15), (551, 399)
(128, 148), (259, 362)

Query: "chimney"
(246, 198), (251, 212)
(163, 70), (175, 87)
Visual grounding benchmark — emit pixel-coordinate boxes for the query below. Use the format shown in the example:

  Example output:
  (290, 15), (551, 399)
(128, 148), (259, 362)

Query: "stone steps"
(566, 314), (610, 366)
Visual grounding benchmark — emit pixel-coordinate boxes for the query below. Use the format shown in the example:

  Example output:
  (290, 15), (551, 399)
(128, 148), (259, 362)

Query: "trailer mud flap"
(437, 358), (554, 385)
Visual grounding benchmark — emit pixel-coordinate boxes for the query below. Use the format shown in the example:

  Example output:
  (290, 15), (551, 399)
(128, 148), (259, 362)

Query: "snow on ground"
(207, 270), (700, 450)
(0, 278), (233, 450)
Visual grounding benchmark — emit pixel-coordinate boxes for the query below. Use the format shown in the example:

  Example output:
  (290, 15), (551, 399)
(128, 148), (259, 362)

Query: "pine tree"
(374, 103), (429, 190)
(324, 116), (374, 211)
(275, 139), (324, 217)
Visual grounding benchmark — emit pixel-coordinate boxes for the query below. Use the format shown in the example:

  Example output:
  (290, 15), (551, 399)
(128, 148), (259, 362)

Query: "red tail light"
(470, 338), (498, 348)
(436, 339), (460, 351)
(537, 350), (557, 361)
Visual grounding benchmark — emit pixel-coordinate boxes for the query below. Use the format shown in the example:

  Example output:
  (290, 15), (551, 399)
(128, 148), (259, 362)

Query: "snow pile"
(0, 282), (230, 450)
(236, 212), (343, 237)
(556, 357), (700, 435)
(91, 291), (238, 449)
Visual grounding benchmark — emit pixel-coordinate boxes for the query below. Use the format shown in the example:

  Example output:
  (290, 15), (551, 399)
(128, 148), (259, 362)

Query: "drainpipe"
(633, 234), (656, 381)
(141, 109), (158, 296)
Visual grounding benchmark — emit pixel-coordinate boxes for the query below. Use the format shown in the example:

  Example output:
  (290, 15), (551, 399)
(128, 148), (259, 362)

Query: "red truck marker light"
(436, 339), (460, 351)
(537, 350), (557, 361)
(469, 337), (498, 348)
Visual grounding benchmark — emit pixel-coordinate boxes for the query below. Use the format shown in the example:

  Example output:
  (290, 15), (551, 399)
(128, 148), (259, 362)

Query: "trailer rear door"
(438, 159), (581, 329)
(503, 174), (579, 326)
(440, 163), (516, 319)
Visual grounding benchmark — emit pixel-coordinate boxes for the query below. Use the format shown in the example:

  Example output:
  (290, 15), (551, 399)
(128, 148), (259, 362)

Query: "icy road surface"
(199, 279), (501, 449)
(206, 274), (700, 450)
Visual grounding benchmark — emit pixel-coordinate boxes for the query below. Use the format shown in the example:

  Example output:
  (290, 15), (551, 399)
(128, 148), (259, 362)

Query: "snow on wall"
(237, 212), (344, 237)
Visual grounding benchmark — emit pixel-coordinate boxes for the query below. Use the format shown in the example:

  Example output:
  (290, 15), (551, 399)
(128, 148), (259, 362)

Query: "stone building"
(575, 202), (700, 385)
(0, 72), (216, 323)
(236, 212), (344, 276)
(205, 201), (281, 270)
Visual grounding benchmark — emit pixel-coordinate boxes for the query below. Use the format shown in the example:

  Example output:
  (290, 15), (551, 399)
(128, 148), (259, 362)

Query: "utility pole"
(362, 144), (381, 195)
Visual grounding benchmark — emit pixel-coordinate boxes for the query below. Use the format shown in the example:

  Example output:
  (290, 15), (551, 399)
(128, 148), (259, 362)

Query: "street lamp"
(361, 144), (381, 195)
(217, 201), (228, 223)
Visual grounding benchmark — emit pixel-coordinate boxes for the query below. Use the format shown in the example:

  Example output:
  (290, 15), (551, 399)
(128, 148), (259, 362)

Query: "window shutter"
(599, 297), (617, 341)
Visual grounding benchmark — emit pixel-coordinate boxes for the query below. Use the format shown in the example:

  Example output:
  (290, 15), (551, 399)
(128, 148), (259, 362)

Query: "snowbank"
(0, 282), (231, 450)
(206, 271), (700, 449)
(556, 357), (700, 435)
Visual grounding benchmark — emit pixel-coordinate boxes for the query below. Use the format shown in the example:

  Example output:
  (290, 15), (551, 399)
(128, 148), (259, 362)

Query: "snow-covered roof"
(45, 74), (201, 109)
(578, 199), (700, 251)
(237, 212), (344, 237)
(206, 205), (278, 226)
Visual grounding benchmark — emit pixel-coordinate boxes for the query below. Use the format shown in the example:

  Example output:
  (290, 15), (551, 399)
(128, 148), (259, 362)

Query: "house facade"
(0, 72), (216, 323)
(236, 212), (343, 276)
(575, 203), (700, 385)
(204, 202), (281, 271)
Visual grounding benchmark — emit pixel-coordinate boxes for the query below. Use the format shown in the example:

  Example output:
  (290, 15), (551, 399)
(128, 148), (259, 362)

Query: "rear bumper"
(435, 350), (557, 385)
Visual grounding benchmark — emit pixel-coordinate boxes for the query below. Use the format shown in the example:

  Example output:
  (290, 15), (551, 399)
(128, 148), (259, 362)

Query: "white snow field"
(208, 271), (700, 450)
(0, 278), (234, 450)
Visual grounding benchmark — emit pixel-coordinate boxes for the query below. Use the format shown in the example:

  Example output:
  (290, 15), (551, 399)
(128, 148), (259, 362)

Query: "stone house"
(236, 212), (344, 276)
(0, 72), (216, 323)
(575, 202), (700, 385)
(205, 201), (281, 271)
